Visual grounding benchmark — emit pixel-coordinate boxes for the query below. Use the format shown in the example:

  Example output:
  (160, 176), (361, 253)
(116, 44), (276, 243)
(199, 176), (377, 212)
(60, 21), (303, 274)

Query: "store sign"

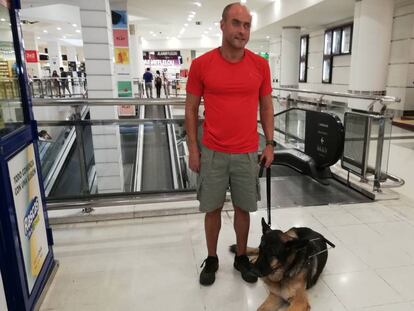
(7, 144), (49, 293)
(143, 59), (180, 66)
(144, 51), (181, 60)
(113, 29), (128, 47)
(25, 50), (38, 63)
(115, 48), (129, 64)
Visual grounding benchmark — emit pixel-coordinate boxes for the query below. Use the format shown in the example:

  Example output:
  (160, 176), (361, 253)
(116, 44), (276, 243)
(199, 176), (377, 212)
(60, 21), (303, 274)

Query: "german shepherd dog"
(231, 218), (335, 311)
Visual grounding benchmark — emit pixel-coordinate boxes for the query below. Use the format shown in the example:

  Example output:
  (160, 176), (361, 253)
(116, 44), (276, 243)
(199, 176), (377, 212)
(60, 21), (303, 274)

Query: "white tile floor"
(39, 127), (414, 311)
(40, 198), (414, 311)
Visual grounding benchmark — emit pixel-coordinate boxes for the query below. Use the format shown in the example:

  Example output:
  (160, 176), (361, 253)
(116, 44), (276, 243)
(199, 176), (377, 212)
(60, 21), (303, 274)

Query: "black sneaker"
(199, 256), (219, 286)
(234, 255), (258, 283)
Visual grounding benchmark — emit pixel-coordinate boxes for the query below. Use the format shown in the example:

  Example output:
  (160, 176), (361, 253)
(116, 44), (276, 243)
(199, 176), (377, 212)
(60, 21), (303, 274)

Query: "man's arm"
(259, 94), (275, 167)
(185, 92), (202, 172)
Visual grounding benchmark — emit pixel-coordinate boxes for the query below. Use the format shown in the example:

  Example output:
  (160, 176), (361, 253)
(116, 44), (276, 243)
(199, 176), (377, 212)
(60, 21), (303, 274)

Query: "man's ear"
(261, 218), (272, 235)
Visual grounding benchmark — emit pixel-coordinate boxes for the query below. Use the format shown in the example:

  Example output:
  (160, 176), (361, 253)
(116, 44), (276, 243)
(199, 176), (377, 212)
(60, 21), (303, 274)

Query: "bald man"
(185, 2), (274, 286)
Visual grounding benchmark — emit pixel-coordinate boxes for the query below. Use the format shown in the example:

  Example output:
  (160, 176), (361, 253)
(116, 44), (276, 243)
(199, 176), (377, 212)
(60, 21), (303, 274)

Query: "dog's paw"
(229, 244), (237, 254)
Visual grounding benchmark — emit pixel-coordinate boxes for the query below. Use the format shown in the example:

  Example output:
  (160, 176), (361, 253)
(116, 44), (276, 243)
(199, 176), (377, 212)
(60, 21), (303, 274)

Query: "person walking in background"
(52, 70), (61, 97)
(162, 71), (169, 98)
(59, 67), (71, 97)
(185, 2), (275, 286)
(155, 70), (162, 98)
(143, 67), (153, 99)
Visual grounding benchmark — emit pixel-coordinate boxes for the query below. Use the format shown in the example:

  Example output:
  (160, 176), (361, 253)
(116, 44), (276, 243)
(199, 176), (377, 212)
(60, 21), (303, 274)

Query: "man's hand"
(189, 149), (201, 173)
(260, 145), (274, 168)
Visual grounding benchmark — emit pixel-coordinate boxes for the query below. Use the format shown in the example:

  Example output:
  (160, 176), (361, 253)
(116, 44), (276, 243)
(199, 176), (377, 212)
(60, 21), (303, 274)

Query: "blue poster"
(112, 10), (128, 29)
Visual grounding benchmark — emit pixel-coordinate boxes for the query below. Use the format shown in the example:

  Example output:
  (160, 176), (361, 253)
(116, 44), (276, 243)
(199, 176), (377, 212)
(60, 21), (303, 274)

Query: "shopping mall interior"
(1, 0), (414, 310)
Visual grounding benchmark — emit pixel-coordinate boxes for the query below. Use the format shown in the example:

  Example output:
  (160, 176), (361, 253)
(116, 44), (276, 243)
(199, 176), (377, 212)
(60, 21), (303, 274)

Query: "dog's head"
(254, 218), (308, 280)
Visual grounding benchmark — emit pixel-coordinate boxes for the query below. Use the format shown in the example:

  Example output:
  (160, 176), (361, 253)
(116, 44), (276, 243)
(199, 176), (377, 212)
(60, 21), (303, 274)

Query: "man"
(185, 3), (275, 286)
(143, 67), (153, 99)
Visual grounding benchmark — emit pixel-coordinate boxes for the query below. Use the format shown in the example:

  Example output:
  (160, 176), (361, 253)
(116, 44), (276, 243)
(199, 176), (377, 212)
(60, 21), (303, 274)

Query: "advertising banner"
(117, 81), (132, 97)
(113, 29), (128, 47)
(7, 144), (49, 293)
(115, 48), (129, 65)
(25, 50), (38, 63)
(111, 10), (127, 29)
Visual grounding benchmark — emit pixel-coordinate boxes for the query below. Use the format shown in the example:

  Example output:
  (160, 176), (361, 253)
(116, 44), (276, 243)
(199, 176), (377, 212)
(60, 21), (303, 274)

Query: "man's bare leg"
(205, 207), (223, 256)
(234, 205), (250, 256)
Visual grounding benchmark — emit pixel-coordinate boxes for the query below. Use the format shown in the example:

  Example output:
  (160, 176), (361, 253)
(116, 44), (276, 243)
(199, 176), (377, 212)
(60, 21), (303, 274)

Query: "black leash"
(258, 162), (271, 226)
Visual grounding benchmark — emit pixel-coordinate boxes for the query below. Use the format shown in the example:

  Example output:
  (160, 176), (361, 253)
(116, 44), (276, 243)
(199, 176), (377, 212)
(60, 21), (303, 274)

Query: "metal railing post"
(374, 117), (386, 192)
(361, 116), (372, 182)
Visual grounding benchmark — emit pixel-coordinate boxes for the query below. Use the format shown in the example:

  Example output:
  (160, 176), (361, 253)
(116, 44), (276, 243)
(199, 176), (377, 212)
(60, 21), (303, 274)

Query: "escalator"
(256, 107), (371, 208)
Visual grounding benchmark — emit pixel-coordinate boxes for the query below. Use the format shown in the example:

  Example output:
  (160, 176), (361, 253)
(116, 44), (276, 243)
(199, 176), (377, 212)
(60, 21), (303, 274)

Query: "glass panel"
(300, 36), (307, 57)
(0, 4), (24, 137)
(332, 29), (341, 54)
(274, 109), (306, 150)
(341, 26), (352, 54)
(322, 58), (331, 83)
(299, 61), (306, 82)
(324, 31), (332, 55)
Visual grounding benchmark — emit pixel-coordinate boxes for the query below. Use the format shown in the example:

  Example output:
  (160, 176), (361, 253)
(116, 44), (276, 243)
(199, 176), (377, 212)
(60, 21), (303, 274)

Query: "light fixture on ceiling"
(240, 0), (246, 3)
(72, 23), (77, 27)
(193, 2), (202, 7)
(208, 27), (212, 30)
(184, 23), (188, 27)
(75, 29), (81, 33)
(37, 36), (40, 40)
(63, 36), (66, 39)
(57, 27), (62, 30)
(214, 22), (219, 26)
(187, 17), (192, 22)
(43, 30), (48, 33)
(0, 18), (6, 22)
(266, 35), (270, 39)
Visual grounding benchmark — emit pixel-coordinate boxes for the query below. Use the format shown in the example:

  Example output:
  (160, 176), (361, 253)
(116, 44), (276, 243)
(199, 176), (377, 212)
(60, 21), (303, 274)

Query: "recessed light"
(63, 36), (66, 39)
(266, 36), (270, 39)
(214, 22), (219, 26)
(57, 27), (62, 30)
(0, 18), (6, 22)
(43, 30), (48, 33)
(190, 11), (196, 15)
(166, 36), (170, 39)
(194, 2), (202, 7)
(75, 29), (81, 33)
(72, 23), (77, 27)
(241, 0), (246, 3)
(208, 27), (212, 31)
(37, 36), (40, 40)
(187, 17), (192, 22)
(184, 23), (188, 27)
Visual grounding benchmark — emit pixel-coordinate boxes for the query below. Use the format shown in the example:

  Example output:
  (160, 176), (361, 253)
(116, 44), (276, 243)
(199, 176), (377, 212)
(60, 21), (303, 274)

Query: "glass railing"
(29, 77), (87, 99)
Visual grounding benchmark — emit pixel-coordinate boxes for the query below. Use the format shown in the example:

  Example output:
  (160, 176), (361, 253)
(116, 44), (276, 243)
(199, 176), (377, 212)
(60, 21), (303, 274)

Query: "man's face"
(221, 5), (252, 50)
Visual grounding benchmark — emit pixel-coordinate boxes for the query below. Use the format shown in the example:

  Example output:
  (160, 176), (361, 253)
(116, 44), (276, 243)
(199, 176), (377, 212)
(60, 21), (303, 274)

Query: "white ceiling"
(18, 0), (358, 48)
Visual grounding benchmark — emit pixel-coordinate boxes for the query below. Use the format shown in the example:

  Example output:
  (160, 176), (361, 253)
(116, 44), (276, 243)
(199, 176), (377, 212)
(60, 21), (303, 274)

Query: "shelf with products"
(0, 60), (10, 78)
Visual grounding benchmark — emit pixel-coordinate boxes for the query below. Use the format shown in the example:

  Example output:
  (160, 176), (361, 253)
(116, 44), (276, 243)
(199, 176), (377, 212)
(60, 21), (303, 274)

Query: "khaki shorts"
(197, 145), (261, 213)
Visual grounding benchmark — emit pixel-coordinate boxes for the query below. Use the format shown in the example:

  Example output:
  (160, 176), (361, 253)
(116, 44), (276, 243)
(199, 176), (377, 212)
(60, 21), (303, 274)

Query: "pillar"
(280, 27), (301, 89)
(348, 0), (394, 110)
(47, 41), (63, 76)
(22, 31), (41, 78)
(129, 24), (145, 80)
(80, 0), (124, 193)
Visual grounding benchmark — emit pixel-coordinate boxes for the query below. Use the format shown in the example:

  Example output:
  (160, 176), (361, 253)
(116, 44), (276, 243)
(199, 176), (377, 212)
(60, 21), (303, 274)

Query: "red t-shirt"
(186, 48), (272, 153)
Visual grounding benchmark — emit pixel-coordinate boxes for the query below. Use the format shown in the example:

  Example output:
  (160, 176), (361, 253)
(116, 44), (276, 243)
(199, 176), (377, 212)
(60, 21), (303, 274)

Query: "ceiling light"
(37, 36), (40, 40)
(241, 0), (247, 3)
(72, 23), (77, 27)
(184, 23), (188, 27)
(187, 17), (192, 22)
(193, 2), (202, 7)
(166, 36), (170, 39)
(266, 36), (270, 39)
(214, 22), (219, 26)
(57, 27), (62, 30)
(0, 18), (6, 22)
(208, 27), (212, 30)
(63, 36), (66, 39)
(43, 30), (48, 33)
(190, 11), (196, 15)
(75, 29), (81, 33)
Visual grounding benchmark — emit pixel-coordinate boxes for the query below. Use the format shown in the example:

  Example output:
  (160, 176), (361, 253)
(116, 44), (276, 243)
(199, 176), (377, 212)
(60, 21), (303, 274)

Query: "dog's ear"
(285, 239), (308, 251)
(261, 218), (272, 235)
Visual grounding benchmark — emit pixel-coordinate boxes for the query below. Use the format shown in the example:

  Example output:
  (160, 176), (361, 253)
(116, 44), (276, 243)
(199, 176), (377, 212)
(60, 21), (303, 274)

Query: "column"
(66, 45), (78, 93)
(280, 27), (301, 89)
(80, 0), (124, 193)
(66, 46), (78, 63)
(47, 41), (63, 75)
(348, 0), (394, 110)
(129, 24), (145, 80)
(22, 31), (41, 78)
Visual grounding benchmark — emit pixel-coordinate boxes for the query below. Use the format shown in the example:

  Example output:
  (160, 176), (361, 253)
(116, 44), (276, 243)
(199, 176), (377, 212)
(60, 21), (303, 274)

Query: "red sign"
(113, 29), (128, 47)
(25, 50), (38, 63)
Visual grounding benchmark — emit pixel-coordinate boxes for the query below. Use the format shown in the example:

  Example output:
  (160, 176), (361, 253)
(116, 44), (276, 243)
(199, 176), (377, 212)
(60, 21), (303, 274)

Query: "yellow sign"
(115, 48), (129, 64)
